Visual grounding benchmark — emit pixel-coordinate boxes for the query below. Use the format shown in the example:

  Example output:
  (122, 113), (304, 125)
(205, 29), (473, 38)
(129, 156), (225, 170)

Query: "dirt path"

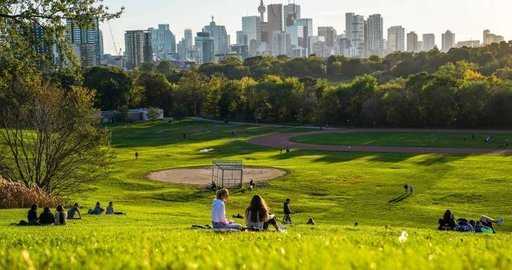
(249, 129), (512, 155)
(147, 167), (287, 186)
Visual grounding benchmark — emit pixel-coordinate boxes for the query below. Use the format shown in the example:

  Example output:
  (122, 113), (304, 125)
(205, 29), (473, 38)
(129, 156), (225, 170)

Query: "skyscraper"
(143, 31), (153, 63)
(66, 18), (101, 67)
(195, 32), (214, 64)
(124, 30), (146, 70)
(422, 33), (436, 51)
(365, 14), (384, 56)
(283, 3), (301, 27)
(295, 18), (313, 55)
(318, 26), (337, 48)
(271, 31), (291, 56)
(441, 30), (455, 52)
(184, 29), (193, 49)
(203, 18), (230, 56)
(387, 26), (405, 53)
(236, 31), (248, 46)
(149, 24), (176, 61)
(345, 13), (365, 58)
(267, 4), (283, 33)
(407, 31), (419, 52)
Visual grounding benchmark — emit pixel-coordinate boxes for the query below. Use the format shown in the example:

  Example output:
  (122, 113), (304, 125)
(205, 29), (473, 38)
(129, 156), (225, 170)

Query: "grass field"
(291, 132), (512, 149)
(1, 120), (512, 269)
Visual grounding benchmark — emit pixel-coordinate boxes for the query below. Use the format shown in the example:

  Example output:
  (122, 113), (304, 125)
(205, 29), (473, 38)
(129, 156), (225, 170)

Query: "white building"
(345, 13), (365, 58)
(365, 14), (384, 57)
(203, 18), (230, 56)
(387, 26), (405, 53)
(442, 30), (455, 52)
(422, 33), (436, 51)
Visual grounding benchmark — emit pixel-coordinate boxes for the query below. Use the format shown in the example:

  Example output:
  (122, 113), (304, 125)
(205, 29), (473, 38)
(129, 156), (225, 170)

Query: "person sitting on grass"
(438, 209), (456, 231)
(54, 205), (66, 225)
(88, 202), (105, 215)
(18, 204), (39, 226)
(39, 207), (55, 225)
(106, 202), (124, 215)
(67, 203), (82, 219)
(211, 189), (242, 231)
(479, 215), (503, 233)
(245, 195), (283, 232)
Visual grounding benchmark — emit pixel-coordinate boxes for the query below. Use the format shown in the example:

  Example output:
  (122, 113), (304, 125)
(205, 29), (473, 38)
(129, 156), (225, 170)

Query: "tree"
(84, 66), (132, 110)
(0, 75), (110, 195)
(136, 72), (174, 115)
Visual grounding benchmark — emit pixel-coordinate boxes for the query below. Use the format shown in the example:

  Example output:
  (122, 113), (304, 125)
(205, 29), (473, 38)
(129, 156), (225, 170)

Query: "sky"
(100, 0), (510, 55)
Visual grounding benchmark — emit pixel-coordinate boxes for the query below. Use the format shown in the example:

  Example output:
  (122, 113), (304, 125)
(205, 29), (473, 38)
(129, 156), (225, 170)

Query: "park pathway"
(249, 129), (512, 155)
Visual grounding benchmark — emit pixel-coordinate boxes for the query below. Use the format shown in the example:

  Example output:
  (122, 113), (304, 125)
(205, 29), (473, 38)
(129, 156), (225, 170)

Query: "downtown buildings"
(113, 0), (508, 69)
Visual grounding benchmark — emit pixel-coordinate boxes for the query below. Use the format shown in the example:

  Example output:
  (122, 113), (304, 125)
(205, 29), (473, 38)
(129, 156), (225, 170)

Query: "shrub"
(0, 178), (62, 209)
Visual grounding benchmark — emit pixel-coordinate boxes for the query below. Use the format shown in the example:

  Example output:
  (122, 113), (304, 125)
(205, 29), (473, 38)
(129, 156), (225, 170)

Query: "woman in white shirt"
(211, 189), (242, 230)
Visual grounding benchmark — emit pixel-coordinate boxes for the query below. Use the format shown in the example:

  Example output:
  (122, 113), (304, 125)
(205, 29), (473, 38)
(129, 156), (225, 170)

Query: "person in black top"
(27, 204), (38, 225)
(39, 207), (55, 225)
(438, 209), (456, 231)
(283, 198), (292, 224)
(18, 204), (39, 226)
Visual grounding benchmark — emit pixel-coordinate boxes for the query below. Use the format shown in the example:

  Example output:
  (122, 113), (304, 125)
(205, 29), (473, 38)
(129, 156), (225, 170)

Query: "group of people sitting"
(18, 201), (123, 226)
(88, 201), (124, 215)
(438, 210), (503, 233)
(19, 203), (79, 226)
(211, 188), (291, 232)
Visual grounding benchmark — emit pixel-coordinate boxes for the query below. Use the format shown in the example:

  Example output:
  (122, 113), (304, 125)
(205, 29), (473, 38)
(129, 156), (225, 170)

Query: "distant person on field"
(27, 204), (39, 225)
(283, 198), (292, 224)
(211, 189), (242, 230)
(249, 179), (255, 191)
(54, 205), (67, 225)
(438, 209), (456, 231)
(88, 202), (105, 215)
(245, 195), (282, 232)
(39, 207), (55, 225)
(18, 204), (39, 226)
(135, 152), (139, 160)
(106, 201), (124, 215)
(67, 203), (82, 219)
(479, 215), (503, 233)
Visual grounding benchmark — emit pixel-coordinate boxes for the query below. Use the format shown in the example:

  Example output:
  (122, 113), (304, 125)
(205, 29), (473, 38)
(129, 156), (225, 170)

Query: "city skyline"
(101, 0), (510, 55)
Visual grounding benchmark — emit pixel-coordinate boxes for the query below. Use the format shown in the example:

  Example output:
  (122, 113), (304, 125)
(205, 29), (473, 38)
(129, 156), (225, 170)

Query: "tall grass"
(0, 178), (61, 209)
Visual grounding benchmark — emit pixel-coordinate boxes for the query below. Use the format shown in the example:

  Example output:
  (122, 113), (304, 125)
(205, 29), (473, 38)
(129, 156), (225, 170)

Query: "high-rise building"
(345, 13), (365, 58)
(242, 15), (261, 56)
(149, 24), (176, 61)
(365, 14), (384, 56)
(203, 18), (230, 56)
(195, 32), (214, 64)
(295, 18), (313, 55)
(236, 31), (248, 46)
(387, 26), (405, 53)
(318, 26), (337, 48)
(267, 4), (283, 33)
(441, 30), (455, 52)
(143, 31), (153, 63)
(483, 30), (505, 46)
(177, 29), (194, 61)
(184, 29), (193, 49)
(124, 30), (146, 70)
(66, 18), (101, 67)
(271, 31), (290, 56)
(283, 3), (301, 27)
(407, 31), (419, 52)
(422, 33), (436, 51)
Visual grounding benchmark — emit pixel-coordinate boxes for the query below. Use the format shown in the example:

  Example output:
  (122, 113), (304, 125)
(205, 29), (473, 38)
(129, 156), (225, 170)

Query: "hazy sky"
(100, 0), (509, 54)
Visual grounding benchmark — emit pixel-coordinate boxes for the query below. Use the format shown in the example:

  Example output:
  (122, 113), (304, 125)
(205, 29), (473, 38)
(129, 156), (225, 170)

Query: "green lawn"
(1, 120), (512, 269)
(291, 131), (512, 149)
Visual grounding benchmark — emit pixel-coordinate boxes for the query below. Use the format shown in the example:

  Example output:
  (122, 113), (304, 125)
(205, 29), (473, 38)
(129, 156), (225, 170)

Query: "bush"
(0, 178), (62, 209)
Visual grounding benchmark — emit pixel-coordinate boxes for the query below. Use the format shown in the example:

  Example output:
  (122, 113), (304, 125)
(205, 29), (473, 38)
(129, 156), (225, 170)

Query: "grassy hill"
(1, 119), (512, 269)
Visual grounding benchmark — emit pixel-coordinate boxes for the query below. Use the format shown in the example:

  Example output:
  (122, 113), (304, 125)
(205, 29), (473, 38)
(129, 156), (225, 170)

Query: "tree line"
(82, 43), (512, 128)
